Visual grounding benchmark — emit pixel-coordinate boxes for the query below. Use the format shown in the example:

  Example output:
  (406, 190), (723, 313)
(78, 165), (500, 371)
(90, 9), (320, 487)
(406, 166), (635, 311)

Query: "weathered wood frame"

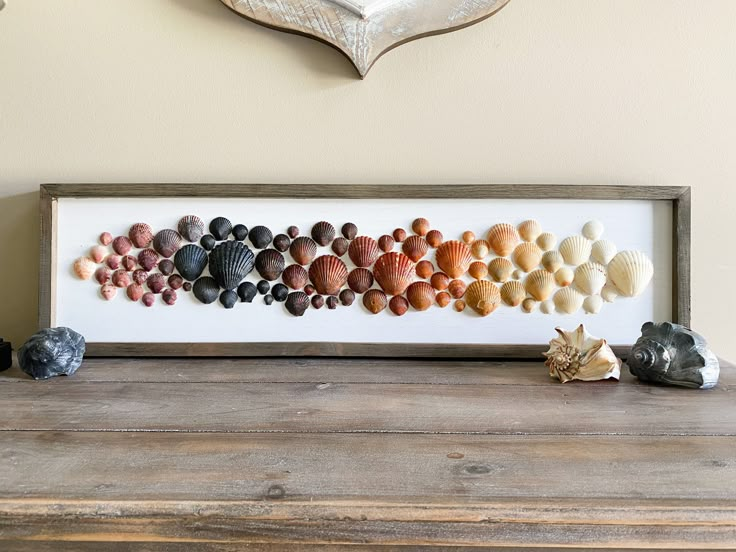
(39, 184), (691, 358)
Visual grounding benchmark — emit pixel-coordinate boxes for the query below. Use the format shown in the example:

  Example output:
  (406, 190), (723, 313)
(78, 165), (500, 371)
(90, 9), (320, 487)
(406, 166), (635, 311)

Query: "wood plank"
(674, 186), (692, 325)
(0, 378), (731, 435)
(4, 546), (731, 552)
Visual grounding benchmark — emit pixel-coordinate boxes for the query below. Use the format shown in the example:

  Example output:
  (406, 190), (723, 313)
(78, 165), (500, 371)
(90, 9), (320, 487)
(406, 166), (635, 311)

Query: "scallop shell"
(308, 255), (348, 296)
(512, 242), (543, 272)
(454, 300), (466, 312)
(389, 295), (409, 316)
(544, 324), (621, 383)
(141, 292), (155, 307)
(521, 298), (537, 313)
(219, 290), (237, 309)
(94, 267), (111, 285)
(237, 281), (257, 303)
(555, 267), (575, 287)
(129, 223), (154, 248)
(372, 252), (415, 296)
(285, 291), (310, 316)
(436, 291), (451, 308)
(255, 249), (285, 281)
(377, 235), (395, 253)
(411, 217), (430, 236)
(426, 230), (443, 248)
(304, 285), (315, 296)
(153, 229), (182, 258)
(167, 274), (184, 290)
(363, 289), (388, 314)
(488, 258), (514, 283)
(326, 295), (339, 309)
(90, 245), (107, 264)
(553, 287), (585, 314)
(430, 272), (450, 291)
(126, 283), (145, 302)
(122, 255), (138, 272)
(311, 221), (336, 246)
(402, 235), (429, 262)
(132, 269), (148, 285)
(465, 280), (501, 317)
(582, 220), (604, 241)
(146, 273), (166, 294)
(249, 226), (273, 249)
(331, 237), (349, 257)
(415, 260), (434, 279)
(559, 235), (592, 266)
(289, 236), (318, 266)
(73, 257), (96, 280)
(271, 283), (288, 302)
(583, 295), (603, 314)
(468, 261), (488, 280)
(435, 240), (473, 278)
(311, 295), (324, 309)
(163, 288), (179, 306)
(208, 240), (256, 290)
(607, 250), (653, 297)
(392, 228), (407, 242)
(347, 268), (374, 294)
(574, 262), (607, 295)
(470, 239), (490, 260)
(158, 259), (175, 276)
(100, 283), (117, 301)
(518, 220), (542, 242)
(341, 222), (358, 240)
(525, 270), (556, 301)
(461, 230), (475, 245)
(536, 232), (557, 252)
(273, 234), (291, 253)
(339, 289), (356, 306)
(177, 216), (205, 243)
(112, 270), (130, 288)
(406, 281), (435, 311)
(282, 264), (309, 290)
(512, 269), (524, 280)
(193, 277), (220, 304)
(209, 217), (232, 241)
(287, 225), (300, 239)
(487, 223), (520, 257)
(500, 280), (526, 307)
(540, 300), (555, 314)
(99, 232), (113, 246)
(112, 236), (133, 256)
(232, 224), (249, 241)
(348, 236), (380, 268)
(103, 254), (119, 271)
(541, 250), (564, 273)
(137, 249), (159, 272)
(200, 235), (216, 251)
(448, 279), (466, 299)
(591, 240), (617, 265)
(183, 282), (192, 292)
(174, 245), (208, 281)
(601, 284), (618, 303)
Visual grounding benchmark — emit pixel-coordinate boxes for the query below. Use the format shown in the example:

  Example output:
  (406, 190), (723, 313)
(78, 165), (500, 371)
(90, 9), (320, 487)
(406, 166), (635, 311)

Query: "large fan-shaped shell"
(347, 268), (374, 294)
(518, 220), (542, 242)
(574, 262), (607, 296)
(435, 240), (473, 278)
(153, 229), (182, 258)
(178, 216), (205, 243)
(372, 252), (415, 296)
(348, 236), (380, 267)
(282, 264), (309, 290)
(209, 217), (232, 241)
(174, 245), (208, 281)
(311, 221), (336, 246)
(554, 287), (585, 314)
(363, 289), (388, 314)
(255, 249), (286, 281)
(512, 242), (543, 272)
(73, 257), (96, 280)
(525, 269), (556, 301)
(465, 280), (501, 317)
(559, 236), (592, 266)
(402, 235), (429, 262)
(129, 223), (154, 248)
(208, 241), (256, 290)
(500, 280), (526, 307)
(591, 240), (618, 265)
(607, 250), (654, 297)
(406, 281), (435, 311)
(308, 255), (348, 296)
(290, 236), (318, 266)
(488, 257), (514, 283)
(541, 250), (564, 273)
(285, 291), (310, 316)
(487, 223), (519, 257)
(248, 226), (273, 249)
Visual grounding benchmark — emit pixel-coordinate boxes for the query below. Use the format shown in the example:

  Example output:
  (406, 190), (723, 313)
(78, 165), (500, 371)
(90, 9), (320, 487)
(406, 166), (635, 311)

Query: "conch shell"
(543, 325), (621, 383)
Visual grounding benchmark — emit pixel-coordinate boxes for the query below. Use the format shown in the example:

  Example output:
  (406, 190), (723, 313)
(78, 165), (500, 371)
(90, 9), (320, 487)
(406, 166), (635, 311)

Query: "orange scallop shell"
(282, 264), (309, 290)
(415, 260), (434, 279)
(411, 217), (430, 236)
(389, 295), (409, 316)
(435, 240), (473, 278)
(524, 269), (556, 301)
(500, 280), (526, 306)
(512, 242), (543, 273)
(347, 268), (374, 294)
(363, 289), (388, 314)
(435, 291), (451, 308)
(470, 239), (490, 260)
(308, 255), (348, 296)
(430, 272), (450, 291)
(487, 223), (520, 257)
(468, 261), (488, 280)
(373, 252), (415, 296)
(465, 280), (501, 317)
(401, 235), (429, 262)
(454, 299), (466, 312)
(462, 230), (475, 244)
(425, 229), (443, 248)
(448, 279), (467, 299)
(488, 257), (514, 283)
(392, 228), (407, 242)
(348, 236), (381, 268)
(406, 281), (435, 311)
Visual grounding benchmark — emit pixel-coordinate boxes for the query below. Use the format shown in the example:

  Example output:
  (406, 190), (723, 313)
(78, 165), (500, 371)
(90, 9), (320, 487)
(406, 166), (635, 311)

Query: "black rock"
(0, 339), (12, 372)
(209, 217), (232, 240)
(237, 281), (257, 303)
(249, 226), (273, 249)
(193, 276), (219, 304)
(257, 280), (270, 295)
(200, 234), (216, 251)
(219, 290), (238, 309)
(17, 327), (85, 380)
(232, 224), (249, 241)
(264, 294), (274, 305)
(271, 283), (288, 302)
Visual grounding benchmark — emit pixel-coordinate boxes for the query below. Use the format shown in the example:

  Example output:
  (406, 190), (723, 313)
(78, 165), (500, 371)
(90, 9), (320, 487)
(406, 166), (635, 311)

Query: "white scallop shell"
(540, 300), (555, 314)
(553, 287), (584, 314)
(574, 262), (607, 296)
(601, 284), (618, 303)
(591, 239), (617, 265)
(559, 235), (592, 266)
(582, 220), (604, 241)
(536, 232), (557, 251)
(518, 220), (542, 242)
(583, 295), (603, 314)
(554, 267), (574, 287)
(512, 269), (525, 280)
(541, 250), (563, 273)
(607, 250), (654, 297)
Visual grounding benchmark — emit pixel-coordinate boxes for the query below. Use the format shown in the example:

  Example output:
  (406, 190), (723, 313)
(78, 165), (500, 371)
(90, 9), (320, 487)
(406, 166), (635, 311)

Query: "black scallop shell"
(174, 244), (208, 281)
(209, 217), (232, 241)
(200, 234), (216, 251)
(311, 221), (336, 246)
(264, 294), (274, 305)
(271, 283), (288, 302)
(232, 224), (249, 241)
(237, 281), (257, 303)
(193, 276), (219, 304)
(219, 290), (238, 309)
(273, 234), (291, 253)
(255, 249), (285, 281)
(257, 280), (270, 295)
(249, 226), (273, 249)
(285, 291), (310, 316)
(208, 241), (255, 291)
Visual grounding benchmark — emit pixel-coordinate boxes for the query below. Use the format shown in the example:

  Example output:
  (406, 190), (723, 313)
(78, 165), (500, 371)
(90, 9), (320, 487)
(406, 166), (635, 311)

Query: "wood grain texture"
(37, 186), (52, 330)
(4, 546), (732, 552)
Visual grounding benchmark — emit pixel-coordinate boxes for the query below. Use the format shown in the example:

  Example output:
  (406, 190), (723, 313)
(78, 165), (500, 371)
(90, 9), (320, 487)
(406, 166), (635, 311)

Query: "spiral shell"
(468, 261), (488, 280)
(311, 221), (336, 246)
(591, 240), (617, 265)
(389, 295), (409, 316)
(308, 255), (348, 296)
(174, 245), (208, 281)
(430, 272), (450, 291)
(583, 295), (603, 314)
(377, 234), (395, 253)
(341, 222), (358, 240)
(500, 280), (526, 307)
(487, 223), (519, 257)
(541, 250), (564, 273)
(553, 287), (585, 314)
(282, 264), (309, 290)
(436, 291), (451, 308)
(363, 289), (388, 314)
(582, 220), (604, 241)
(347, 268), (374, 294)
(411, 217), (430, 236)
(555, 267), (575, 287)
(448, 279), (467, 299)
(348, 236), (380, 268)
(137, 249), (159, 272)
(209, 217), (232, 241)
(112, 269), (130, 288)
(425, 229), (443, 248)
(415, 260), (434, 279)
(402, 235), (429, 262)
(544, 325), (621, 383)
(112, 236), (133, 256)
(512, 242), (543, 272)
(177, 216), (205, 243)
(488, 257), (514, 283)
(94, 267), (111, 285)
(393, 228), (407, 242)
(273, 234), (291, 253)
(470, 239), (490, 260)
(153, 229), (182, 258)
(126, 283), (145, 302)
(435, 240), (472, 278)
(248, 226), (273, 249)
(290, 236), (318, 266)
(559, 235), (592, 266)
(536, 232), (557, 252)
(285, 291), (310, 316)
(465, 280), (501, 316)
(208, 240), (256, 290)
(129, 223), (154, 248)
(525, 269), (556, 301)
(372, 252), (415, 296)
(73, 257), (96, 280)
(607, 250), (654, 297)
(90, 245), (107, 264)
(574, 262), (607, 296)
(255, 249), (285, 281)
(331, 237), (349, 257)
(406, 281), (435, 311)
(518, 220), (542, 242)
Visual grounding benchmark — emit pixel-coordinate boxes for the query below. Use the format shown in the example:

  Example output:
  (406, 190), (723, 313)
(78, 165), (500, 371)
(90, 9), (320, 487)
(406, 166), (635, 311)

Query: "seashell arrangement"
(543, 325), (621, 383)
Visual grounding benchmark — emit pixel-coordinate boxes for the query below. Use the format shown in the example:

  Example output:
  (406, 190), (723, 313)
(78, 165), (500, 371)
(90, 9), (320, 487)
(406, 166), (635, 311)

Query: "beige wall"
(1, 1), (734, 360)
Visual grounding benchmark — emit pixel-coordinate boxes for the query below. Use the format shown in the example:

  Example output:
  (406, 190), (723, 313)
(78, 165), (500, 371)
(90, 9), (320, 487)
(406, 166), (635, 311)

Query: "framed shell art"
(217, 0), (512, 78)
(40, 184), (691, 358)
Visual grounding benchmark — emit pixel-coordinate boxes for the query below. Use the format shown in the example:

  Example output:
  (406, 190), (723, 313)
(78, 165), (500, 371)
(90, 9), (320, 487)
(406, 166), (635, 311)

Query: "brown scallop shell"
(311, 295), (324, 309)
(339, 289), (356, 306)
(167, 274), (184, 290)
(512, 242), (543, 273)
(462, 230), (475, 245)
(435, 240), (473, 279)
(287, 225), (300, 239)
(90, 245), (107, 264)
(411, 217), (430, 236)
(162, 289), (178, 305)
(470, 239), (490, 260)
(132, 269), (148, 285)
(311, 221), (336, 246)
(153, 229), (182, 259)
(119, 255), (135, 272)
(273, 234), (291, 253)
(112, 269), (130, 288)
(326, 295), (339, 309)
(112, 236), (133, 256)
(137, 249), (159, 272)
(372, 252), (415, 296)
(73, 257), (96, 280)
(94, 267), (111, 285)
(348, 236), (381, 268)
(392, 228), (407, 242)
(289, 236), (318, 266)
(126, 283), (145, 302)
(282, 264), (309, 290)
(448, 279), (467, 299)
(488, 257), (514, 283)
(401, 235), (429, 262)
(436, 291), (451, 308)
(465, 280), (501, 317)
(347, 268), (374, 294)
(286, 291), (310, 316)
(468, 261), (488, 280)
(341, 222), (358, 240)
(406, 281), (435, 311)
(146, 273), (166, 294)
(99, 232), (113, 246)
(487, 223), (520, 257)
(255, 249), (285, 281)
(500, 280), (526, 306)
(415, 260), (434, 279)
(158, 259), (175, 276)
(524, 269), (556, 301)
(377, 234), (395, 253)
(454, 299), (466, 312)
(100, 283), (117, 301)
(425, 229), (443, 248)
(430, 272), (450, 291)
(129, 223), (154, 248)
(363, 289), (388, 314)
(331, 237), (349, 257)
(308, 255), (348, 296)
(105, 255), (122, 270)
(389, 295), (409, 316)
(304, 284), (316, 296)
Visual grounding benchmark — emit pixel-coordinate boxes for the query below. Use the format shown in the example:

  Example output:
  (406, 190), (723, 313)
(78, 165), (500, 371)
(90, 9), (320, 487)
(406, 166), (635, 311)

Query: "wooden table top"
(0, 356), (734, 551)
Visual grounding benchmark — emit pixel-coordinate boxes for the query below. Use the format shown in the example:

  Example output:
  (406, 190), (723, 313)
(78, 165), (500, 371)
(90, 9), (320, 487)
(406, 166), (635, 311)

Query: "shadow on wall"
(169, 0), (359, 80)
(0, 192), (39, 347)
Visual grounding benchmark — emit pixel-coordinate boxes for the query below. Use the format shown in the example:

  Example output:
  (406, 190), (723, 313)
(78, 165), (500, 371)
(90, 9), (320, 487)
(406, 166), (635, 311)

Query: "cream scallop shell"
(73, 257), (97, 280)
(601, 284), (618, 303)
(583, 295), (604, 314)
(559, 235), (592, 266)
(607, 250), (654, 297)
(541, 250), (564, 273)
(435, 240), (473, 279)
(487, 223), (520, 257)
(553, 287), (585, 314)
(591, 240), (618, 265)
(582, 220), (604, 241)
(574, 262), (607, 296)
(555, 267), (574, 287)
(518, 220), (542, 242)
(521, 298), (537, 313)
(488, 258), (514, 283)
(500, 280), (526, 307)
(536, 232), (557, 252)
(524, 269), (556, 301)
(540, 300), (555, 314)
(465, 280), (501, 317)
(512, 242), (543, 273)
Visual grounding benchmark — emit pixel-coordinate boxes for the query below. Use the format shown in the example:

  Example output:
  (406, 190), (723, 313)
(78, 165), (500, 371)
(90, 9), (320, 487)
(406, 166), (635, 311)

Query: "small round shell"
(347, 268), (374, 294)
(525, 270), (556, 301)
(126, 283), (145, 302)
(100, 283), (117, 301)
(448, 279), (467, 299)
(488, 258), (514, 283)
(304, 284), (315, 296)
(468, 261), (488, 280)
(311, 221), (336, 246)
(273, 234), (291, 253)
(132, 269), (148, 285)
(470, 239), (490, 260)
(392, 228), (407, 242)
(153, 229), (182, 258)
(553, 287), (585, 314)
(112, 236), (133, 256)
(282, 264), (309, 290)
(73, 257), (97, 280)
(232, 224), (249, 241)
(237, 281), (257, 303)
(402, 235), (429, 262)
(363, 289), (388, 314)
(536, 232), (557, 252)
(248, 226), (273, 249)
(601, 284), (618, 303)
(122, 255), (138, 272)
(372, 252), (415, 296)
(348, 236), (380, 268)
(461, 230), (475, 245)
(112, 269), (130, 288)
(129, 223), (154, 248)
(141, 292), (155, 307)
(454, 300), (466, 312)
(583, 295), (603, 314)
(99, 232), (113, 246)
(555, 267), (575, 287)
(435, 291), (451, 308)
(326, 296), (339, 310)
(311, 295), (324, 309)
(339, 289), (355, 306)
(465, 280), (501, 316)
(158, 259), (175, 276)
(591, 240), (618, 266)
(209, 217), (232, 241)
(406, 281), (435, 311)
(582, 220), (604, 241)
(487, 223), (520, 257)
(200, 235), (216, 251)
(341, 222), (358, 240)
(389, 295), (409, 316)
(255, 249), (285, 281)
(435, 240), (473, 279)
(285, 291), (310, 316)
(607, 250), (654, 297)
(411, 218), (430, 236)
(290, 237), (318, 266)
(426, 229), (443, 248)
(518, 220), (542, 242)
(415, 260), (434, 279)
(178, 216), (205, 243)
(137, 249), (159, 272)
(90, 245), (107, 264)
(377, 234), (395, 253)
(430, 272), (450, 291)
(331, 237), (350, 257)
(94, 267), (111, 285)
(540, 300), (555, 314)
(574, 262), (607, 296)
(257, 280), (270, 295)
(559, 235), (592, 266)
(146, 273), (166, 294)
(271, 283), (288, 302)
(308, 255), (348, 296)
(500, 280), (526, 306)
(512, 242), (543, 272)
(541, 250), (564, 273)
(287, 225), (300, 239)
(163, 288), (179, 306)
(521, 298), (537, 313)
(167, 274), (184, 290)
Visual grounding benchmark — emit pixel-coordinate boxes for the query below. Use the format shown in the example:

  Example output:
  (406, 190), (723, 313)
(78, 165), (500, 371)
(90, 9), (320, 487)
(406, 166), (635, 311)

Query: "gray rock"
(18, 327), (85, 380)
